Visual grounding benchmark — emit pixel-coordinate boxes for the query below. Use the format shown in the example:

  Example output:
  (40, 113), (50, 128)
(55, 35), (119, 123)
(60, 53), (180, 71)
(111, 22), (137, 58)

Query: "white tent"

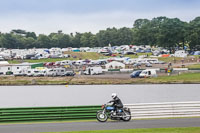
(105, 61), (125, 69)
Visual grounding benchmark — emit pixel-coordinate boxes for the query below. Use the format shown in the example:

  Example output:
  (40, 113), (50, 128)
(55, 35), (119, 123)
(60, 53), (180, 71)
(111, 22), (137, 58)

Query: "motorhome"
(84, 67), (103, 75)
(52, 68), (66, 76)
(139, 69), (157, 78)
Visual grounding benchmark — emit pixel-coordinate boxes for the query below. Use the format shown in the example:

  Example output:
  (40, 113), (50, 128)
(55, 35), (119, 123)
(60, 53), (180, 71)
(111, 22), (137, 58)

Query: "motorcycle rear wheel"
(96, 111), (108, 122)
(122, 110), (131, 121)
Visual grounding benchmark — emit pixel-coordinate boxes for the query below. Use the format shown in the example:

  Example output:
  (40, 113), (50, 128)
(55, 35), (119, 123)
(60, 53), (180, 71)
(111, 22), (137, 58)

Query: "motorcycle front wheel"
(122, 110), (131, 121)
(96, 111), (108, 122)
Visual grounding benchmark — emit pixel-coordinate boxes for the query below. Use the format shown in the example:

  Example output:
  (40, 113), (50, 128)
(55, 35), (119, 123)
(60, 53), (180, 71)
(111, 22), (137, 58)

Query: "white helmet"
(111, 93), (117, 99)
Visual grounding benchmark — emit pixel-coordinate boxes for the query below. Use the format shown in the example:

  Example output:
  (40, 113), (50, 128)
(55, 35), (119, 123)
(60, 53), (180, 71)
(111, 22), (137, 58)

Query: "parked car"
(157, 61), (165, 64)
(6, 71), (13, 75)
(145, 63), (152, 67)
(130, 70), (142, 78)
(125, 51), (136, 55)
(133, 63), (141, 68)
(65, 70), (76, 76)
(0, 56), (4, 61)
(54, 61), (61, 66)
(45, 62), (55, 67)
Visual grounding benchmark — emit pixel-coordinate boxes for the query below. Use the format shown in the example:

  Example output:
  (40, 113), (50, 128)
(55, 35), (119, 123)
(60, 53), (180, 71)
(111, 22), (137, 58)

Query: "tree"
(89, 35), (98, 48)
(59, 34), (71, 48)
(133, 19), (150, 29)
(26, 32), (37, 40)
(157, 18), (187, 53)
(71, 32), (82, 48)
(0, 33), (20, 49)
(118, 27), (133, 45)
(36, 34), (51, 48)
(133, 19), (153, 46)
(96, 29), (111, 47)
(23, 37), (36, 48)
(80, 32), (94, 47)
(187, 17), (200, 51)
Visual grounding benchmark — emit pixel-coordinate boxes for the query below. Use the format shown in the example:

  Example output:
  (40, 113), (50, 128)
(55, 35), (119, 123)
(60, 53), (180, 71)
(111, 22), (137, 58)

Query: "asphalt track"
(0, 118), (200, 133)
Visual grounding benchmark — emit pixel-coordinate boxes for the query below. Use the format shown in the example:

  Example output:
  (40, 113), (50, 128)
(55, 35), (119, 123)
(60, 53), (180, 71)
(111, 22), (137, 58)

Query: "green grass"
(187, 64), (200, 68)
(1, 72), (200, 85)
(158, 57), (183, 63)
(65, 52), (103, 60)
(8, 58), (70, 64)
(147, 72), (200, 83)
(43, 127), (200, 133)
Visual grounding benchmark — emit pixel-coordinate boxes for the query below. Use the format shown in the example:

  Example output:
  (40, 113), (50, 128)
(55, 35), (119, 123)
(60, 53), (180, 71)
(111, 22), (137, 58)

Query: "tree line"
(0, 16), (200, 52)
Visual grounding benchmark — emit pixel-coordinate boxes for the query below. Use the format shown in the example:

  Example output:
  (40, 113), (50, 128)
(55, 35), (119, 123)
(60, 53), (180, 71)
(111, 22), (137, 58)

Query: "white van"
(84, 67), (103, 75)
(13, 70), (26, 76)
(139, 69), (157, 78)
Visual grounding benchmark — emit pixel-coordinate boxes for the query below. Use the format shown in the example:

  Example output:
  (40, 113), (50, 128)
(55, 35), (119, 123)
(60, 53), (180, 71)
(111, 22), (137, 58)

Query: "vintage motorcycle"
(96, 103), (131, 122)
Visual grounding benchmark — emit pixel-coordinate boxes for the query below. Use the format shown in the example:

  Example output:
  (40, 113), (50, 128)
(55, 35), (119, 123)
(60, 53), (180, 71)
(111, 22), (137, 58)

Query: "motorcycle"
(96, 103), (131, 122)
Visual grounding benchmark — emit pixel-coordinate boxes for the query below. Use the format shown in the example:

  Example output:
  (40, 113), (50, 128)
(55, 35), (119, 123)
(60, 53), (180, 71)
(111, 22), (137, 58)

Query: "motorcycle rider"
(109, 93), (123, 115)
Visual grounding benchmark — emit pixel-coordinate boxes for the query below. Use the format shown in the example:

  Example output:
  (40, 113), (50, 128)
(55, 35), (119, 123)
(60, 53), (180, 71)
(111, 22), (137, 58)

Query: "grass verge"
(187, 64), (200, 68)
(0, 72), (200, 85)
(43, 127), (200, 133)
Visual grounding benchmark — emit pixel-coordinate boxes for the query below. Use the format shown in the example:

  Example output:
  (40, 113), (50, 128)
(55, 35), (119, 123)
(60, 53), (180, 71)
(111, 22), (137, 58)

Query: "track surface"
(0, 118), (200, 133)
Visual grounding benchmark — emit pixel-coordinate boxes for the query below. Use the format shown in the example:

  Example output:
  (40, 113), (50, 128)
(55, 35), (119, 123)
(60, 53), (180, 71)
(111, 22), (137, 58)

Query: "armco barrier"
(125, 101), (200, 119)
(0, 105), (101, 122)
(1, 101), (200, 123)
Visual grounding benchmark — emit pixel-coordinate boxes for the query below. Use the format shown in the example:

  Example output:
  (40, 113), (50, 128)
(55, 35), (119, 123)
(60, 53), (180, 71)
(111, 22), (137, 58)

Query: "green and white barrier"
(0, 105), (101, 122)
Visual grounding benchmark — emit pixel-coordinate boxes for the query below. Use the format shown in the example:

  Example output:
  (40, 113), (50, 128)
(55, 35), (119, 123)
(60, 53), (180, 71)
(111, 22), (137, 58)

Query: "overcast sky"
(0, 0), (199, 35)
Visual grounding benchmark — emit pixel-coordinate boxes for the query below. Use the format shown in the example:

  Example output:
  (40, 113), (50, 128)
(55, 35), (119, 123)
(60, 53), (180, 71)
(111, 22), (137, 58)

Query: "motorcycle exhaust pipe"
(112, 115), (131, 118)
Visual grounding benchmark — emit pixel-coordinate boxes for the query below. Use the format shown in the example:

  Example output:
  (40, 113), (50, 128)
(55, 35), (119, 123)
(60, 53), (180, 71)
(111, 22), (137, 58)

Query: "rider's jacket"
(109, 96), (123, 108)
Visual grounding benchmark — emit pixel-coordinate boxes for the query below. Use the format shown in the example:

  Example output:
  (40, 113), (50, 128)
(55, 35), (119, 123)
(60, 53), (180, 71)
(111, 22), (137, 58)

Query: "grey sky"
(0, 0), (199, 34)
